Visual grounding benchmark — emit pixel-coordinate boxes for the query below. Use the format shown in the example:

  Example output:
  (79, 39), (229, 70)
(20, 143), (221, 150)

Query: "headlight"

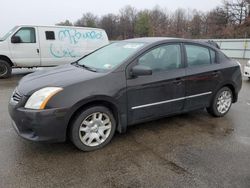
(246, 60), (250, 67)
(25, 87), (63, 110)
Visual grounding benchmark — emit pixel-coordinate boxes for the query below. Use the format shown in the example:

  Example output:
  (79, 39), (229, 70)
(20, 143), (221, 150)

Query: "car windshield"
(0, 26), (18, 41)
(76, 42), (145, 71)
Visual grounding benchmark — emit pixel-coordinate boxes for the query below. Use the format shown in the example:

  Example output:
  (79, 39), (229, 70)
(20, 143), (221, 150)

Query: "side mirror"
(131, 65), (152, 77)
(11, 36), (21, 43)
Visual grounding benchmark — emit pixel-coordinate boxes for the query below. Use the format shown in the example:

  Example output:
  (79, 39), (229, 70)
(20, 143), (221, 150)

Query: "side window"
(45, 31), (55, 40)
(138, 44), (182, 72)
(14, 27), (36, 43)
(185, 45), (211, 67)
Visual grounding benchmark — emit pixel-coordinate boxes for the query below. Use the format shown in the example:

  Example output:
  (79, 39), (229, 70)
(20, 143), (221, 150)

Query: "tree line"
(57, 0), (250, 39)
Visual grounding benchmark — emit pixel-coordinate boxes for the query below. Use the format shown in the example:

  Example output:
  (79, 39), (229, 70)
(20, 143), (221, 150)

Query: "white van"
(0, 25), (109, 78)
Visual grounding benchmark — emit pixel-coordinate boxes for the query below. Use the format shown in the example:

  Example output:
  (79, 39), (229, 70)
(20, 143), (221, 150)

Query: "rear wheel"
(0, 60), (12, 78)
(207, 87), (233, 117)
(70, 106), (116, 151)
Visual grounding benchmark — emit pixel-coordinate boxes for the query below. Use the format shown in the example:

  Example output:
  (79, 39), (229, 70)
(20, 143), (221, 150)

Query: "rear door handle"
(173, 78), (184, 85)
(37, 49), (40, 54)
(212, 71), (219, 77)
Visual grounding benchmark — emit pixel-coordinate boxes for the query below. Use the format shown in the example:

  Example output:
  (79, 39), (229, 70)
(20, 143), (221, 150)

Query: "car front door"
(126, 43), (185, 125)
(184, 43), (221, 110)
(9, 27), (40, 67)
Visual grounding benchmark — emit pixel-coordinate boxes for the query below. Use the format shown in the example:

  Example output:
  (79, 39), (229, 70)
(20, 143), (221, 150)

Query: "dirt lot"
(0, 66), (250, 188)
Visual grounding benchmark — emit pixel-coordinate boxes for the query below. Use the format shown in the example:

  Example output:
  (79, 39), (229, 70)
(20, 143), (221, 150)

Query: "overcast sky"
(0, 0), (222, 36)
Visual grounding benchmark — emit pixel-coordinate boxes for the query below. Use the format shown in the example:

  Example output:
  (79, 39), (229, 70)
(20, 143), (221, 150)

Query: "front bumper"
(9, 100), (69, 142)
(244, 66), (250, 77)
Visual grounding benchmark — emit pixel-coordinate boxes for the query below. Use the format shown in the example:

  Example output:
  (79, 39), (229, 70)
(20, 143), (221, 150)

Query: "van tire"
(0, 60), (12, 78)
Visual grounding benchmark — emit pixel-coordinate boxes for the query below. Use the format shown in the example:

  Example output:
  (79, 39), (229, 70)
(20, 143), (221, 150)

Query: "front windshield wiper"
(72, 62), (97, 72)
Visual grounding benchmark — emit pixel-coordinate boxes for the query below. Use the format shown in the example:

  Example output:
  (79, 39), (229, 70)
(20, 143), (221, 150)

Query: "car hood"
(17, 64), (104, 96)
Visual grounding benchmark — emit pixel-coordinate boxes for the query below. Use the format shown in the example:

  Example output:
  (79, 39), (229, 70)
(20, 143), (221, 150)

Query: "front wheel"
(207, 87), (233, 117)
(70, 106), (116, 151)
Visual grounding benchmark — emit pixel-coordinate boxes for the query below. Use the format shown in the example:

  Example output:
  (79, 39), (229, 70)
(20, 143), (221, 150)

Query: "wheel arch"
(66, 98), (126, 140)
(214, 83), (237, 103)
(222, 84), (237, 103)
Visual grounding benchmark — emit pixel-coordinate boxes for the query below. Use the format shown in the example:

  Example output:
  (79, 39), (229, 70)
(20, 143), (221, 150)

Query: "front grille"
(12, 90), (22, 103)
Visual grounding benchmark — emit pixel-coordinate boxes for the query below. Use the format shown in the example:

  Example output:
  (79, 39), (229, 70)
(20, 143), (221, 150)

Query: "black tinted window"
(185, 45), (211, 67)
(138, 44), (182, 72)
(14, 27), (36, 43)
(45, 31), (55, 40)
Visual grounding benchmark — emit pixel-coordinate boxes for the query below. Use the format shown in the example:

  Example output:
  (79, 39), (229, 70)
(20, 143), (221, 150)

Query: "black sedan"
(9, 38), (242, 151)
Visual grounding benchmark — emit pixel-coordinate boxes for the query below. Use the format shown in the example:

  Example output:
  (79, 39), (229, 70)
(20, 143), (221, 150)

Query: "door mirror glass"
(131, 65), (152, 77)
(11, 36), (21, 43)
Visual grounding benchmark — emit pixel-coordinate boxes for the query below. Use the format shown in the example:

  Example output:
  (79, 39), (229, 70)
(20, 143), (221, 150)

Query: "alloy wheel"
(216, 90), (232, 114)
(79, 112), (112, 147)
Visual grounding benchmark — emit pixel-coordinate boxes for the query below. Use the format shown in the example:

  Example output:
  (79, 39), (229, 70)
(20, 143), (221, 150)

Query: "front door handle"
(37, 49), (40, 54)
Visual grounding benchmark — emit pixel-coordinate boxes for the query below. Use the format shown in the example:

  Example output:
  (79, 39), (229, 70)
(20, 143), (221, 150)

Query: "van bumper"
(244, 66), (250, 77)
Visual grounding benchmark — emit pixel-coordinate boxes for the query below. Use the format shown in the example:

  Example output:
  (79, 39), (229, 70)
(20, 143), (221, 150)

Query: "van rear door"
(9, 27), (41, 67)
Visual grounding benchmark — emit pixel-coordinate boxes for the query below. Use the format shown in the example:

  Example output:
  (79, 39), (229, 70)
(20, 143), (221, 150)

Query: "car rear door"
(183, 43), (222, 110)
(126, 43), (186, 125)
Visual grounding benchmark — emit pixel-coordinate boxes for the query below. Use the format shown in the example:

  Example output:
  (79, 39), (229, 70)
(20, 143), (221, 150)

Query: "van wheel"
(70, 106), (116, 151)
(207, 87), (233, 117)
(0, 60), (12, 78)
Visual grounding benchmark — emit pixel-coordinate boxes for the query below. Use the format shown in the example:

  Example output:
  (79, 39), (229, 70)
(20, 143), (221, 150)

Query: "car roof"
(122, 37), (219, 50)
(123, 37), (180, 43)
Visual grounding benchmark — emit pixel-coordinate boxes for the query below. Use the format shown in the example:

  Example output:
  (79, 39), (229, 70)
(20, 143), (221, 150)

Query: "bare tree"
(150, 6), (170, 37)
(171, 9), (189, 37)
(74, 12), (98, 27)
(189, 10), (203, 38)
(119, 5), (137, 39)
(223, 0), (249, 24)
(99, 14), (119, 39)
(56, 20), (73, 26)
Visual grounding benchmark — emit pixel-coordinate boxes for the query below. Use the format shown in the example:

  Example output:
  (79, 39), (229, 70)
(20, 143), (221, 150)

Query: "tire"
(207, 87), (233, 117)
(0, 60), (12, 79)
(70, 106), (116, 151)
